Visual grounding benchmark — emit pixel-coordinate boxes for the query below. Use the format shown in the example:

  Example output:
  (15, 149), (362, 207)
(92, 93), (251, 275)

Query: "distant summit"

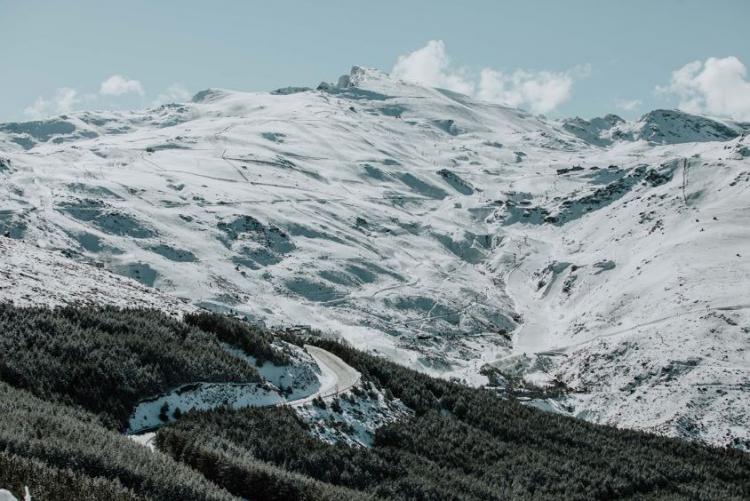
(635, 109), (741, 144)
(562, 114), (627, 146)
(563, 109), (744, 146)
(191, 88), (229, 103)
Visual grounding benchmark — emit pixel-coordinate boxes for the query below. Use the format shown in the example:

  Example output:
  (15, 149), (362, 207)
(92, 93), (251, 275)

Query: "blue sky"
(2, 0), (749, 121)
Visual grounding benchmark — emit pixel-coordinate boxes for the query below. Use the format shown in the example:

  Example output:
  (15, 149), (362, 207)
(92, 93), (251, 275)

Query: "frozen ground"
(1, 66), (749, 448)
(0, 236), (192, 313)
(295, 381), (412, 447)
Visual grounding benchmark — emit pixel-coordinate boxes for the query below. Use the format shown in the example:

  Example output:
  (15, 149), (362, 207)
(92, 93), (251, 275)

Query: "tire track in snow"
(539, 303), (750, 356)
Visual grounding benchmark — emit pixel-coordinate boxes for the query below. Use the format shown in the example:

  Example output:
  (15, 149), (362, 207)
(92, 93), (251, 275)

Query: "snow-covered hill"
(0, 237), (192, 313)
(562, 109), (745, 146)
(1, 66), (748, 448)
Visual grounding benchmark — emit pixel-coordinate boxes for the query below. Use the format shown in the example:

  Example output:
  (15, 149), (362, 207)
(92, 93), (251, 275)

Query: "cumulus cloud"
(24, 88), (79, 117)
(99, 75), (144, 96)
(615, 99), (642, 112)
(23, 73), (147, 118)
(153, 83), (191, 105)
(477, 68), (575, 114)
(657, 56), (750, 121)
(391, 40), (586, 114)
(391, 40), (474, 95)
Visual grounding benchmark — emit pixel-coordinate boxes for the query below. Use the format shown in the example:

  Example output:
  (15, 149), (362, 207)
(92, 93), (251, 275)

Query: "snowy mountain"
(1, 66), (748, 449)
(562, 109), (746, 146)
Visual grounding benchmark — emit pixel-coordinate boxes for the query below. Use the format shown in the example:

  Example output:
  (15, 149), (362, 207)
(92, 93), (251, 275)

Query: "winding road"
(289, 345), (361, 407)
(129, 345), (360, 449)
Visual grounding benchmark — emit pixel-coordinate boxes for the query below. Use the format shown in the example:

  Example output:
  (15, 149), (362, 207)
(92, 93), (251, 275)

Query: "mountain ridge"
(1, 66), (748, 449)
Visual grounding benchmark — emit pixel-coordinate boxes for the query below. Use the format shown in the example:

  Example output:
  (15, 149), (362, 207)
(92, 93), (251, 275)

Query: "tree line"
(0, 304), (748, 500)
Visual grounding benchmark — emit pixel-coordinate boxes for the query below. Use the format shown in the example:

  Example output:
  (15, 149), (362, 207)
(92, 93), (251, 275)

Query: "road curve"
(286, 345), (361, 407)
(129, 345), (361, 448)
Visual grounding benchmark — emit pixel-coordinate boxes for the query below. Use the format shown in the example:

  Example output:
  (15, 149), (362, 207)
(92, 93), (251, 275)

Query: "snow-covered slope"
(1, 66), (748, 448)
(562, 109), (746, 146)
(0, 236), (192, 312)
(488, 138), (750, 449)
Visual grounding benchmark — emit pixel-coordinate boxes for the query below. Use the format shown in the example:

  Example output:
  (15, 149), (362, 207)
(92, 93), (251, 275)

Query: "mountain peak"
(317, 66), (391, 92)
(636, 108), (740, 144)
(562, 109), (744, 146)
(346, 66), (389, 86)
(191, 88), (230, 103)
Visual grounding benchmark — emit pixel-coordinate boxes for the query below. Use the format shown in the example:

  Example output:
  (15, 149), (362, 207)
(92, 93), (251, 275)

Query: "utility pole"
(682, 158), (689, 206)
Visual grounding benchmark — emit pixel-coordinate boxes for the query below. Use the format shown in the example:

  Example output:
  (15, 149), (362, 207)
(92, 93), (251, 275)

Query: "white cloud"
(55, 88), (79, 112)
(23, 74), (146, 119)
(657, 56), (750, 121)
(99, 75), (144, 96)
(24, 87), (79, 118)
(23, 98), (47, 117)
(391, 40), (586, 114)
(478, 68), (574, 114)
(391, 40), (474, 95)
(615, 98), (642, 111)
(153, 83), (191, 105)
